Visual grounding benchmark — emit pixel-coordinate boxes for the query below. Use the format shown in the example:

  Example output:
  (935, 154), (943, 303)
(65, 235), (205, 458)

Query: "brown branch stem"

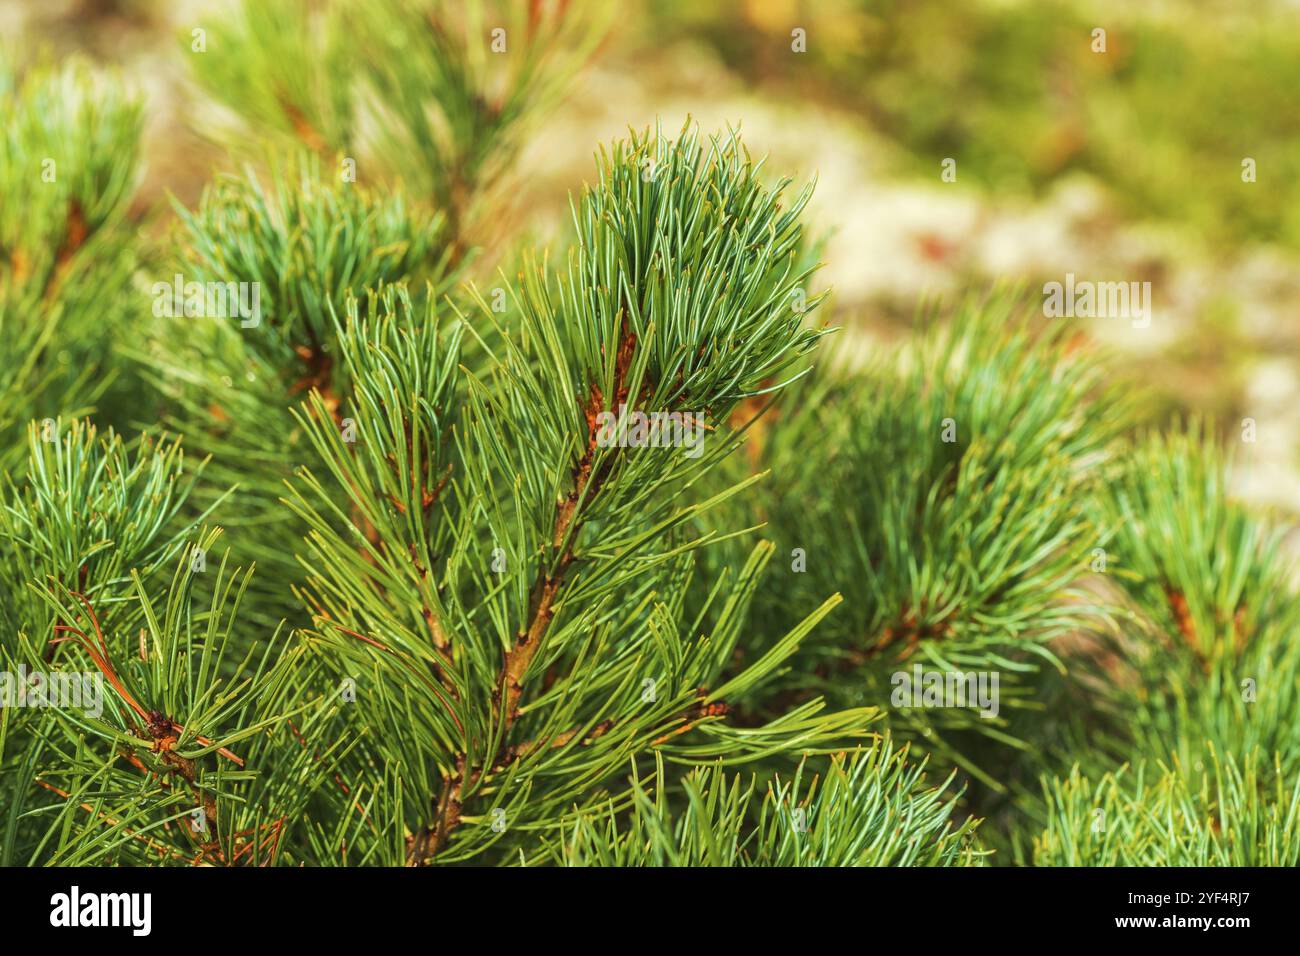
(407, 329), (636, 865)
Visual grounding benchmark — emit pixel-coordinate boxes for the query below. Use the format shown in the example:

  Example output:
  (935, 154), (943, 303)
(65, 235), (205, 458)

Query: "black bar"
(0, 866), (1283, 942)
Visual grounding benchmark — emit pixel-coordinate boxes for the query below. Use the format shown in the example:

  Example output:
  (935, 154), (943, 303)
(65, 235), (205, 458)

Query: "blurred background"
(4, 0), (1299, 515)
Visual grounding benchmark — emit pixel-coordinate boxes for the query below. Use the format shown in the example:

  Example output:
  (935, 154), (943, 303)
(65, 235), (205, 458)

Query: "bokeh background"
(5, 0), (1299, 517)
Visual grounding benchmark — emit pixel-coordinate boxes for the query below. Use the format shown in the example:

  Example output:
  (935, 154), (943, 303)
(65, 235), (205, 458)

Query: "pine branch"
(0, 54), (144, 467)
(281, 125), (875, 867)
(708, 294), (1131, 789)
(1034, 749), (1300, 866)
(188, 0), (612, 241)
(1059, 423), (1300, 780)
(542, 738), (985, 867)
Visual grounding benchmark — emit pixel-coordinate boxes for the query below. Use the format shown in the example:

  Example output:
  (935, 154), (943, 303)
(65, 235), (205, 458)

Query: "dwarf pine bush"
(0, 0), (1295, 870)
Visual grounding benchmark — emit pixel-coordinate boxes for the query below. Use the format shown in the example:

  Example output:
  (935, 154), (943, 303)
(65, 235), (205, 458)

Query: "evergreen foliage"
(1035, 750), (1300, 866)
(546, 742), (983, 867)
(0, 55), (143, 469)
(1, 3), (1295, 869)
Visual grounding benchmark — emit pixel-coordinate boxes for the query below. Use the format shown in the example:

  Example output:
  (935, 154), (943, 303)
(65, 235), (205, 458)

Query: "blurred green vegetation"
(647, 0), (1300, 251)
